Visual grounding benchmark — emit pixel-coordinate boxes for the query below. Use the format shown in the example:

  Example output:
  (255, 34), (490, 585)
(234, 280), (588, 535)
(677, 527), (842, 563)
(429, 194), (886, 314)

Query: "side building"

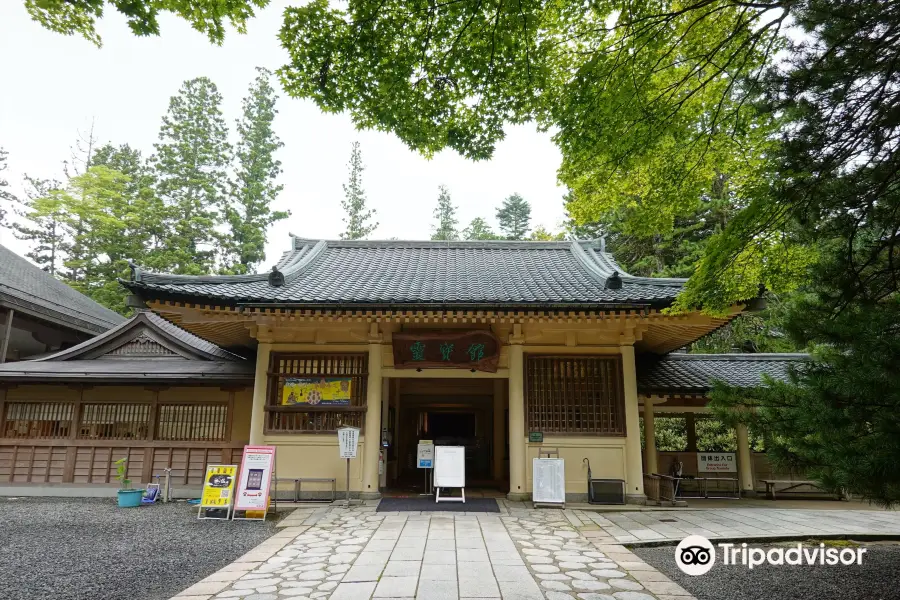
(0, 243), (125, 361)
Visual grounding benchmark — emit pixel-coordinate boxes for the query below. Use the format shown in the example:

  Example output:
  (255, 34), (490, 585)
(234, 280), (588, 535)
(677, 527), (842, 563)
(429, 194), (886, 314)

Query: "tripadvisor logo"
(675, 536), (867, 575)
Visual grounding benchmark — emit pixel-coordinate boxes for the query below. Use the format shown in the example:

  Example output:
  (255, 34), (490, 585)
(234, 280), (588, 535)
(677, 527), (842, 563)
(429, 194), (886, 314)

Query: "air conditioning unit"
(588, 478), (626, 505)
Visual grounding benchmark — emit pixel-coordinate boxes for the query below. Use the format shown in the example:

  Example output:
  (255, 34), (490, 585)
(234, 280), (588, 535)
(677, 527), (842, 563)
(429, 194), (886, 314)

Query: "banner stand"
(197, 464), (238, 520)
(232, 445), (277, 521)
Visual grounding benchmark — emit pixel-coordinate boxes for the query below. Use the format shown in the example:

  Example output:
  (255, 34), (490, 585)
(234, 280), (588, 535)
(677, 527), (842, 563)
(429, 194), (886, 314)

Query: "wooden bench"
(760, 479), (847, 500)
(275, 477), (337, 503)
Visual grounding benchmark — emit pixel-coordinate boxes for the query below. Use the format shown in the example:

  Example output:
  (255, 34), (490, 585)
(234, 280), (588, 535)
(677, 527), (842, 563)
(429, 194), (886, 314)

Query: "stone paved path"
(550, 507), (900, 545)
(173, 503), (692, 600)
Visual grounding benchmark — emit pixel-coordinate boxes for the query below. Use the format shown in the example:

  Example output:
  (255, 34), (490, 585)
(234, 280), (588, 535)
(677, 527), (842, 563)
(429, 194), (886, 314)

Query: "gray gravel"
(635, 541), (900, 600)
(0, 497), (279, 600)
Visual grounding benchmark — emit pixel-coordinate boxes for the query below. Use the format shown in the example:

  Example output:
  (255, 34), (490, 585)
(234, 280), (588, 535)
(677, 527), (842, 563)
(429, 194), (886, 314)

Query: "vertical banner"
(234, 445), (276, 516)
(198, 464), (237, 520)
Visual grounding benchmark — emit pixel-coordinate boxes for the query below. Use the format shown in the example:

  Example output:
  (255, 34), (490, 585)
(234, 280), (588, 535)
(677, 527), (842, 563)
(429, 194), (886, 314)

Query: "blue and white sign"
(417, 441), (435, 469)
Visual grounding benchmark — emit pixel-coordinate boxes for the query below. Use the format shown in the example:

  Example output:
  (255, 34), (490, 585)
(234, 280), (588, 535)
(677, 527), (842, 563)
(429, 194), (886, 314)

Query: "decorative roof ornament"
(605, 271), (622, 290)
(268, 265), (285, 287)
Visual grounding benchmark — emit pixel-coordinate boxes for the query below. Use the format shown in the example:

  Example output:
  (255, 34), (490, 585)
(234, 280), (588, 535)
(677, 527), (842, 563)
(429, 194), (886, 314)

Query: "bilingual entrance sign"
(198, 464), (237, 520)
(338, 426), (360, 459)
(417, 440), (435, 468)
(234, 445), (276, 512)
(697, 452), (737, 473)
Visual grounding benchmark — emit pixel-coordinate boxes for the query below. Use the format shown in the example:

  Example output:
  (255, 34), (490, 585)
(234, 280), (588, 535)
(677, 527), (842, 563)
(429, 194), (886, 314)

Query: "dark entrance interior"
(383, 378), (507, 495)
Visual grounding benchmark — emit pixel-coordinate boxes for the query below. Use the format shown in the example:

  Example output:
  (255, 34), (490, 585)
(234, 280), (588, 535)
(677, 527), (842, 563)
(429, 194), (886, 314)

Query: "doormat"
(376, 497), (500, 513)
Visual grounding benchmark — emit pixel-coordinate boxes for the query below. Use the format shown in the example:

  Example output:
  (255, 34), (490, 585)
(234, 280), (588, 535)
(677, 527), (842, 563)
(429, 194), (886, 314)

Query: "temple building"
(0, 238), (805, 501)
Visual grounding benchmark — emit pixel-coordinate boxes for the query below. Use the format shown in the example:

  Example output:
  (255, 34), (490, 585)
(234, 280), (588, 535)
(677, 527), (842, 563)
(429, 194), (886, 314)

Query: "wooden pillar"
(507, 342), (527, 501)
(0, 308), (14, 364)
(643, 400), (657, 475)
(379, 379), (391, 488)
(685, 413), (698, 452)
(736, 423), (756, 496)
(249, 343), (271, 445)
(492, 378), (505, 484)
(620, 344), (646, 503)
(361, 333), (383, 498)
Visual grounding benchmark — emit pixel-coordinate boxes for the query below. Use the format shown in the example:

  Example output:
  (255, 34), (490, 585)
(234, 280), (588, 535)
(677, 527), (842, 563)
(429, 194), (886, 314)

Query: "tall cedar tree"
(431, 185), (458, 241)
(153, 77), (231, 274)
(225, 68), (289, 272)
(339, 141), (377, 240)
(11, 176), (65, 274)
(461, 217), (500, 240)
(0, 148), (14, 228)
(708, 0), (900, 506)
(496, 194), (531, 240)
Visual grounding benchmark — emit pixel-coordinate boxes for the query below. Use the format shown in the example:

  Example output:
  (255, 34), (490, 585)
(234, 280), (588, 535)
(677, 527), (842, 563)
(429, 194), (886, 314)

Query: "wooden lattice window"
(78, 403), (151, 440)
(265, 353), (368, 433)
(525, 355), (626, 435)
(156, 404), (228, 442)
(2, 402), (74, 439)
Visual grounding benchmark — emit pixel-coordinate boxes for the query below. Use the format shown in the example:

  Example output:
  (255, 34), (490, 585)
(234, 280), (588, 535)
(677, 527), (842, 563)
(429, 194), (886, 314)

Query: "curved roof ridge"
(281, 240), (328, 284)
(291, 237), (572, 249)
(569, 241), (613, 286)
(584, 246), (686, 288)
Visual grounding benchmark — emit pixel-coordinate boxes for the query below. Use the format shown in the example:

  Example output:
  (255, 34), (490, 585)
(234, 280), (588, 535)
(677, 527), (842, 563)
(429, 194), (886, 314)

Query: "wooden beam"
(0, 308), (14, 364)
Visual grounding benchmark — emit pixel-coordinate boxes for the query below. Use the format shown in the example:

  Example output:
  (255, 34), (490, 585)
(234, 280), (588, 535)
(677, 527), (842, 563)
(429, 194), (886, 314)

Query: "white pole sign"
(697, 452), (737, 473)
(417, 440), (435, 468)
(338, 427), (360, 459)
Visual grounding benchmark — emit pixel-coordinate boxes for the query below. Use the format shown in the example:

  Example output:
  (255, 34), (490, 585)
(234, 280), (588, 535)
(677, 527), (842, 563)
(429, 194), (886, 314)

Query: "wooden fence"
(0, 442), (245, 485)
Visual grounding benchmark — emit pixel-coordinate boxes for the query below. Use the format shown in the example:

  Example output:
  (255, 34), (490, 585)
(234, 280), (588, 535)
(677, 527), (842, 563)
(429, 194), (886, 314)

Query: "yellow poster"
(200, 465), (237, 508)
(281, 377), (352, 406)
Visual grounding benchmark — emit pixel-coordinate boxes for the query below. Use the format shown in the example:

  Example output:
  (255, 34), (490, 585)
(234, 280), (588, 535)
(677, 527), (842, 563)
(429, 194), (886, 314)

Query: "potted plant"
(115, 458), (143, 508)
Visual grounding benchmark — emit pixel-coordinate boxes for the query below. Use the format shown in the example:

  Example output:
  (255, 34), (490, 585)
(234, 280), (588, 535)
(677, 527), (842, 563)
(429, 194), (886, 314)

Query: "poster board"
(198, 464), (237, 520)
(434, 446), (465, 488)
(338, 427), (360, 459)
(234, 445), (276, 518)
(282, 377), (352, 406)
(417, 440), (435, 468)
(532, 458), (566, 507)
(697, 452), (737, 473)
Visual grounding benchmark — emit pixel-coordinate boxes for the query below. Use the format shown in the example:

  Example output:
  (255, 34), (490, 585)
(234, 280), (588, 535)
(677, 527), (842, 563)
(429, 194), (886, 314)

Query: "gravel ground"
(635, 541), (900, 600)
(0, 497), (279, 600)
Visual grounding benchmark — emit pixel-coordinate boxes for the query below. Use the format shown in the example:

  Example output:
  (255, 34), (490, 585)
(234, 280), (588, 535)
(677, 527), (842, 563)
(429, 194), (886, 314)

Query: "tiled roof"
(124, 238), (686, 307)
(637, 353), (808, 394)
(0, 311), (251, 382)
(0, 243), (125, 333)
(33, 311), (243, 362)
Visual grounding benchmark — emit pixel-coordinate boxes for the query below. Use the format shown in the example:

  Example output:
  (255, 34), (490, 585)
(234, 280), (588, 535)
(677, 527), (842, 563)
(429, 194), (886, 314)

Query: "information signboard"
(434, 445), (466, 502)
(697, 452), (737, 473)
(198, 464), (237, 520)
(338, 427), (360, 459)
(532, 458), (566, 507)
(417, 440), (435, 468)
(234, 445), (276, 514)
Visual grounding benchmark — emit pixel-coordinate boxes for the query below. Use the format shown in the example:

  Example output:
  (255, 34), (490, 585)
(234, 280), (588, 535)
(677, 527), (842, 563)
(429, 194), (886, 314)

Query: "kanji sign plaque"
(392, 330), (501, 372)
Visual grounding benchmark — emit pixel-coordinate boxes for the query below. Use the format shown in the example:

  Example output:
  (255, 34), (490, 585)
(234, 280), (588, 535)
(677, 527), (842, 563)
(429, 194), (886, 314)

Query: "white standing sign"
(532, 458), (566, 507)
(697, 452), (737, 473)
(434, 445), (466, 503)
(417, 440), (435, 468)
(338, 427), (360, 459)
(234, 445), (276, 514)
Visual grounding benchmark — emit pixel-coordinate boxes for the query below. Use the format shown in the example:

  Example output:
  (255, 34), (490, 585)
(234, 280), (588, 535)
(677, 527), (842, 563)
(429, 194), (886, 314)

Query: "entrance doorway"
(383, 378), (508, 495)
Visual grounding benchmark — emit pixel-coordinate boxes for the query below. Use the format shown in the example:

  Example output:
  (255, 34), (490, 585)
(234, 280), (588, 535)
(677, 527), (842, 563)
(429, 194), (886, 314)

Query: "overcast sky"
(0, 2), (567, 269)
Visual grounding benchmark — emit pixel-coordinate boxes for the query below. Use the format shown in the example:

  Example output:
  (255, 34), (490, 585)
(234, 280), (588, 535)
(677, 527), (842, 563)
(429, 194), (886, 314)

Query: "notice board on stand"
(532, 458), (566, 508)
(434, 446), (465, 488)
